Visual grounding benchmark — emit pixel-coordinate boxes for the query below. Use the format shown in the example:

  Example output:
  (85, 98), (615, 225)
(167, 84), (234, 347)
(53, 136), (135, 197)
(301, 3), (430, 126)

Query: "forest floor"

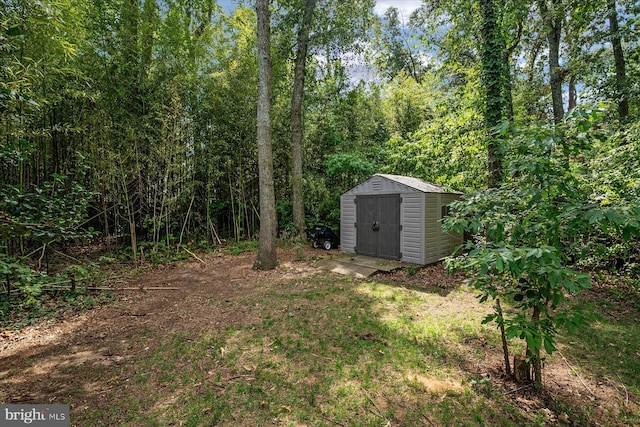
(1, 246), (639, 426)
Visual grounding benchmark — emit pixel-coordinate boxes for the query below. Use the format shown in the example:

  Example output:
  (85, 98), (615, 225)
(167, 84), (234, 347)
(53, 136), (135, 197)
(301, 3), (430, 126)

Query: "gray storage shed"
(340, 174), (463, 265)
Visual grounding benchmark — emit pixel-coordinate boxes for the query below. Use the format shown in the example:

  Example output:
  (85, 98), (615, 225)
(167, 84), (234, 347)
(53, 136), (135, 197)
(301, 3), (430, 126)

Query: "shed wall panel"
(340, 195), (356, 253)
(423, 194), (441, 264)
(439, 193), (463, 258)
(400, 193), (424, 264)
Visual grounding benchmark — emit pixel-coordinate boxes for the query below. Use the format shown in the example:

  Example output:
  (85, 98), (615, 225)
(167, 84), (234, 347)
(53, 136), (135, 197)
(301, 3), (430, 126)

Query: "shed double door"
(356, 194), (401, 260)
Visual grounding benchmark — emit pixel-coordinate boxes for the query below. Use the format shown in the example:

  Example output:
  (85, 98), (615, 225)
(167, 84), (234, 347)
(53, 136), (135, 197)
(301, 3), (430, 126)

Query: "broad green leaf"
(7, 25), (21, 36)
(543, 337), (555, 355)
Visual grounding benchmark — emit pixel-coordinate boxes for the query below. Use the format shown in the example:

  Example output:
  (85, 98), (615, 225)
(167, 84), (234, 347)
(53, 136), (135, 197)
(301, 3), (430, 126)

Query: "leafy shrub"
(445, 111), (640, 385)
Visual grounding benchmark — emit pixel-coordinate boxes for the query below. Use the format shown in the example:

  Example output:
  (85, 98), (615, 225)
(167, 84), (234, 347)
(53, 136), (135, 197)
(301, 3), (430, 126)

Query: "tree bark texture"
(528, 305), (543, 385)
(568, 73), (577, 111)
(538, 0), (564, 126)
(503, 22), (523, 123)
(479, 0), (505, 187)
(255, 0), (278, 270)
(496, 299), (512, 377)
(291, 0), (317, 239)
(607, 0), (629, 120)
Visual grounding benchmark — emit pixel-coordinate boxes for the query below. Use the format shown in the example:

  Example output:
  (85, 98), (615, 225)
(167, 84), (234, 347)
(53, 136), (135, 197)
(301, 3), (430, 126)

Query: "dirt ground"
(1, 247), (637, 425)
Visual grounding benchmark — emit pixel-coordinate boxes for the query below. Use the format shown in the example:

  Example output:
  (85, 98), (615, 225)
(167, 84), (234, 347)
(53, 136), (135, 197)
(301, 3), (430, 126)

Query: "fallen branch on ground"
(558, 350), (595, 397)
(504, 383), (533, 395)
(185, 248), (206, 264)
(84, 286), (180, 291)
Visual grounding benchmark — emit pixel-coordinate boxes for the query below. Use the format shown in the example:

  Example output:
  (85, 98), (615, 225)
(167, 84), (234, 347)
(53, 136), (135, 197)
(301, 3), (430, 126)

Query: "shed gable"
(343, 174), (460, 196)
(344, 174), (422, 196)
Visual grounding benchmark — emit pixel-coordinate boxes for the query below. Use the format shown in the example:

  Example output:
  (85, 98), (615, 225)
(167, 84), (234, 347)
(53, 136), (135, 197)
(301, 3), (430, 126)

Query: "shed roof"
(344, 174), (462, 195)
(376, 174), (462, 194)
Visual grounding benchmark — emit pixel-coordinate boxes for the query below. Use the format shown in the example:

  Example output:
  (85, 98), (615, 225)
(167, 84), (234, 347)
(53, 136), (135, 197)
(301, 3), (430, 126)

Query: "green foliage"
(589, 120), (640, 203)
(0, 254), (108, 326)
(1, 285), (114, 328)
(325, 152), (378, 188)
(0, 253), (45, 305)
(225, 240), (259, 256)
(0, 152), (95, 245)
(276, 200), (294, 235)
(381, 71), (485, 191)
(444, 111), (640, 379)
(370, 7), (427, 83)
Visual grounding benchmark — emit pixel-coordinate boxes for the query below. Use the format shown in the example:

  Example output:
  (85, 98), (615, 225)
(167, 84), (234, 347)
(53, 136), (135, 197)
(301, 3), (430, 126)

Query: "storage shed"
(340, 174), (463, 265)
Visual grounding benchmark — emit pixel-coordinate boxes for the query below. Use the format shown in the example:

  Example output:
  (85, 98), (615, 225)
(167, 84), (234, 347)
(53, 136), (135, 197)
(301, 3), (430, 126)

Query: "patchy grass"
(78, 276), (539, 425)
(152, 282), (518, 426)
(4, 250), (639, 426)
(561, 299), (640, 398)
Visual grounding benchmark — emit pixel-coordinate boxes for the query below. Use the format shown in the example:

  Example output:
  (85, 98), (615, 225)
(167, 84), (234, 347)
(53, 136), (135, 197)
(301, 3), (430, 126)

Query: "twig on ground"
(311, 353), (335, 361)
(39, 280), (74, 287)
(616, 374), (629, 407)
(53, 249), (83, 264)
(24, 244), (46, 259)
(38, 244), (46, 270)
(223, 375), (256, 382)
(319, 414), (345, 426)
(363, 389), (388, 422)
(558, 350), (595, 398)
(504, 383), (534, 395)
(85, 286), (180, 291)
(185, 248), (206, 264)
(422, 413), (435, 426)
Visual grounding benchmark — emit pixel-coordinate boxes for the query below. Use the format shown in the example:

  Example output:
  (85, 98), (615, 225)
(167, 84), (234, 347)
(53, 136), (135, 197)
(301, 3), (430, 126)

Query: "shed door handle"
(372, 221), (379, 231)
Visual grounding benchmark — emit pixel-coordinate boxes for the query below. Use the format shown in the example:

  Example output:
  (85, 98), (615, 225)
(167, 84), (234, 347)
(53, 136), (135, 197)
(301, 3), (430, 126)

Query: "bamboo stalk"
(179, 192), (196, 247)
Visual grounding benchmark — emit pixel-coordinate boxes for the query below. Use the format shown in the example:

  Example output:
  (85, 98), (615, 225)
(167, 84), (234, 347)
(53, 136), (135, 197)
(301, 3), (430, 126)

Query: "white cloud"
(374, 0), (423, 24)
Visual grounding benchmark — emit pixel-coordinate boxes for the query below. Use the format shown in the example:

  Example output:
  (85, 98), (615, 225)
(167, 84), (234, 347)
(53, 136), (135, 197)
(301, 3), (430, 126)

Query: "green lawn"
(76, 269), (639, 426)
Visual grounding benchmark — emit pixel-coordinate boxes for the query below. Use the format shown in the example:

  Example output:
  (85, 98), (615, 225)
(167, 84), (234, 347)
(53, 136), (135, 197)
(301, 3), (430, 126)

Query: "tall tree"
(373, 7), (425, 83)
(537, 0), (565, 125)
(290, 0), (317, 240)
(479, 0), (506, 187)
(255, 0), (278, 270)
(607, 0), (629, 120)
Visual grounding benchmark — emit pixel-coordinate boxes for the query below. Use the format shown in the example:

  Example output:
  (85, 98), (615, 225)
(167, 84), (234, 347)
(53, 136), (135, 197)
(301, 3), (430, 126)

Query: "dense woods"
(1, 0), (640, 384)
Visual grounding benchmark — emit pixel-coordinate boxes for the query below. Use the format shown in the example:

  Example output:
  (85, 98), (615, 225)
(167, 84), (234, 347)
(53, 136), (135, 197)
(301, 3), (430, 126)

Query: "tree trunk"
(503, 22), (523, 123)
(255, 0), (277, 270)
(568, 73), (577, 111)
(496, 299), (512, 377)
(530, 305), (543, 386)
(513, 355), (530, 382)
(502, 52), (515, 123)
(538, 0), (564, 125)
(291, 0), (317, 240)
(607, 0), (629, 120)
(479, 0), (505, 187)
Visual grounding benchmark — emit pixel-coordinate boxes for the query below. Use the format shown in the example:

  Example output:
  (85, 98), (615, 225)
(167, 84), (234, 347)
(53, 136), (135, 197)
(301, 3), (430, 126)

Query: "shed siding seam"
(340, 195), (356, 253)
(400, 193), (423, 264)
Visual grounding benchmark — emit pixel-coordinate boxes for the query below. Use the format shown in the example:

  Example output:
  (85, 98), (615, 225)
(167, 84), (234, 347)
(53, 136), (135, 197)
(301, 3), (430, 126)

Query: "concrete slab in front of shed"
(315, 254), (405, 278)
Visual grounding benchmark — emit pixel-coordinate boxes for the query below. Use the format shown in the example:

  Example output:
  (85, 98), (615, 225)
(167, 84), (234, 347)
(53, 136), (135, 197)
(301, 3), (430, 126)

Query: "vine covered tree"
(479, 0), (507, 187)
